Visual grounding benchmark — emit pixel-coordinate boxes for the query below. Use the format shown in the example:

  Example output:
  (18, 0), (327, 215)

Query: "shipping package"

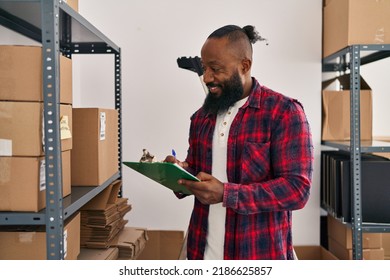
(0, 102), (72, 156)
(0, 150), (71, 212)
(71, 108), (118, 186)
(81, 180), (122, 210)
(327, 215), (382, 250)
(0, 45), (72, 104)
(322, 74), (372, 141)
(112, 227), (148, 260)
(78, 247), (119, 260)
(328, 238), (384, 260)
(63, 0), (79, 11)
(323, 0), (390, 57)
(373, 136), (390, 160)
(137, 230), (185, 260)
(382, 233), (390, 258)
(0, 212), (80, 260)
(294, 246), (338, 260)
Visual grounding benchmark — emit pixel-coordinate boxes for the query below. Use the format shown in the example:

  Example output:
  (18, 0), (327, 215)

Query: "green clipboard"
(123, 161), (199, 195)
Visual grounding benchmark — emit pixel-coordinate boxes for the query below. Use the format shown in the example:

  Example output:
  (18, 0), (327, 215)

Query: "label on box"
(100, 112), (106, 140)
(60, 115), (72, 140)
(18, 232), (34, 243)
(39, 160), (46, 191)
(0, 139), (12, 156)
(63, 229), (68, 258)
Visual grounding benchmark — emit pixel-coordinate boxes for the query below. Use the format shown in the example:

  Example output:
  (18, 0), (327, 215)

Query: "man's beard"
(202, 71), (244, 115)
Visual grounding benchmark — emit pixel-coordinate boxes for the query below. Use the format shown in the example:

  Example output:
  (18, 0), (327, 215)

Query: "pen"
(172, 149), (176, 158)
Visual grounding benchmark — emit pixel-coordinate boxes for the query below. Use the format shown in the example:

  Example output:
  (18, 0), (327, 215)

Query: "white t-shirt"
(203, 97), (248, 260)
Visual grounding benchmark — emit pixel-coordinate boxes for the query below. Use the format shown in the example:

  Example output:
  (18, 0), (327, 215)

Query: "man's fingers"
(164, 155), (176, 163)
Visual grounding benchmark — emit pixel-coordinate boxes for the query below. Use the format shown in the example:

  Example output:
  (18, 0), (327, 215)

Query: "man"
(166, 25), (313, 260)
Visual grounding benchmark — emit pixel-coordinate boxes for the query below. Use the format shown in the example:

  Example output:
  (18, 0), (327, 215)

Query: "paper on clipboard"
(123, 161), (199, 195)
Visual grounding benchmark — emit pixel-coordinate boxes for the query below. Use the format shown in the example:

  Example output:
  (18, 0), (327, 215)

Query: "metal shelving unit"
(0, 0), (122, 259)
(322, 44), (390, 259)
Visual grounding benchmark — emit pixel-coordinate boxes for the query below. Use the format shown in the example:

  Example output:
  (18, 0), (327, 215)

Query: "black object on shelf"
(321, 151), (390, 223)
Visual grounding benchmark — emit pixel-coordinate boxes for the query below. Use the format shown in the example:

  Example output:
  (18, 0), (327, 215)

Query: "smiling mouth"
(207, 84), (221, 94)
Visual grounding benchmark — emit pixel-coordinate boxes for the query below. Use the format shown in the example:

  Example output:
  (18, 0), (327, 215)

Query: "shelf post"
(349, 45), (363, 260)
(115, 48), (123, 196)
(41, 0), (65, 260)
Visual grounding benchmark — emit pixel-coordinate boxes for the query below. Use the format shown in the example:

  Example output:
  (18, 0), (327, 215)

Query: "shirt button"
(220, 133), (224, 137)
(223, 122), (227, 125)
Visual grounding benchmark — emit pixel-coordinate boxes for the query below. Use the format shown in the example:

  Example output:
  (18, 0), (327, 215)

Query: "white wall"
(2, 0), (390, 249)
(75, 0), (323, 245)
(0, 0), (325, 245)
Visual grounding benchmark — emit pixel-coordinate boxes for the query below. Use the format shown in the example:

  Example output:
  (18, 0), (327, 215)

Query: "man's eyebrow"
(202, 60), (222, 66)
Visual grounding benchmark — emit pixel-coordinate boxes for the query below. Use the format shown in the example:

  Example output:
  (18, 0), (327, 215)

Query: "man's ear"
(241, 58), (252, 74)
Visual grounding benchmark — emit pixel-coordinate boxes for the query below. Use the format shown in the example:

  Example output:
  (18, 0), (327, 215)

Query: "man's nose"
(203, 68), (214, 84)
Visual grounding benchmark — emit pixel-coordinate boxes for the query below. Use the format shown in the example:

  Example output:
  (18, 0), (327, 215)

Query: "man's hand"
(163, 155), (189, 169)
(179, 172), (224, 205)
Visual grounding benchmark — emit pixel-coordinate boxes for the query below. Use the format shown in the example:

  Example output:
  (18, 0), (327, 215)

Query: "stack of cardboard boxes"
(0, 0), (82, 260)
(79, 180), (131, 249)
(0, 0), (124, 260)
(74, 176), (153, 261)
(0, 45), (77, 259)
(0, 46), (73, 212)
(322, 0), (390, 142)
(327, 215), (384, 260)
(0, 46), (123, 259)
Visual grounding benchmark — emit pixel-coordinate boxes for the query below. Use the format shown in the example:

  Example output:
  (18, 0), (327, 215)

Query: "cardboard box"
(294, 246), (338, 260)
(63, 0), (79, 12)
(71, 108), (118, 186)
(0, 102), (72, 156)
(81, 180), (122, 210)
(137, 230), (185, 260)
(327, 215), (382, 249)
(80, 197), (131, 248)
(112, 227), (148, 260)
(0, 150), (71, 212)
(323, 0), (390, 57)
(0, 212), (80, 260)
(373, 136), (390, 160)
(382, 233), (390, 257)
(0, 45), (72, 104)
(78, 247), (119, 260)
(322, 74), (372, 141)
(79, 181), (129, 249)
(328, 238), (384, 260)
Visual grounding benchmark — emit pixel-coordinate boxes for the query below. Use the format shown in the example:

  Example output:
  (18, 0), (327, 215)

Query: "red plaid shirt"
(184, 78), (313, 260)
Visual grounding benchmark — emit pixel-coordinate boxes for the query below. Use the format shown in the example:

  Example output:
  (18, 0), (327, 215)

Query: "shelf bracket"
(41, 0), (65, 260)
(115, 49), (123, 197)
(349, 45), (363, 260)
